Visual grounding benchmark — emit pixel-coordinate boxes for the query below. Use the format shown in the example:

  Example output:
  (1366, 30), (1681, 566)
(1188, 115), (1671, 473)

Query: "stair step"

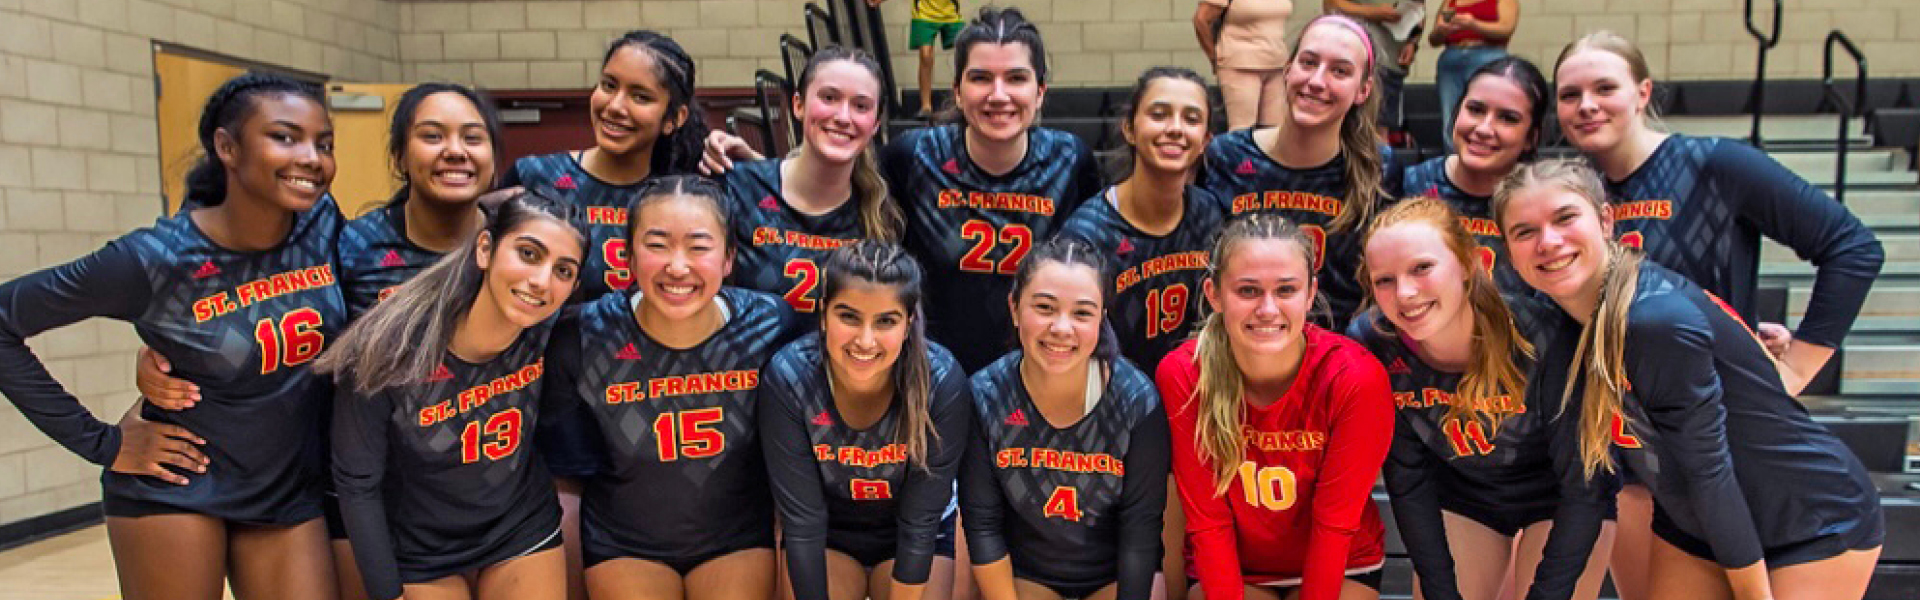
(1768, 149), (1905, 173)
(1840, 345), (1920, 381)
(1764, 233), (1920, 264)
(1790, 286), (1920, 317)
(1762, 261), (1920, 278)
(1843, 379), (1920, 395)
(1664, 115), (1870, 143)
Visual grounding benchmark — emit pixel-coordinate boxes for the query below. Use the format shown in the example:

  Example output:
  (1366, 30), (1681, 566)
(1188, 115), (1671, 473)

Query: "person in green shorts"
(875, 0), (962, 117)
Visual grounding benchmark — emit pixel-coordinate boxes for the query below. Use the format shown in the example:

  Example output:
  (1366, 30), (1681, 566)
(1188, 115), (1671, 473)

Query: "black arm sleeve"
(892, 367), (974, 586)
(959, 402), (1009, 565)
(760, 370), (835, 600)
(1714, 142), (1883, 348)
(1381, 410), (1463, 600)
(1628, 304), (1764, 569)
(331, 383), (402, 600)
(538, 310), (585, 423)
(1115, 405), (1171, 600)
(1522, 397), (1611, 600)
(0, 240), (151, 465)
(1057, 140), (1104, 229)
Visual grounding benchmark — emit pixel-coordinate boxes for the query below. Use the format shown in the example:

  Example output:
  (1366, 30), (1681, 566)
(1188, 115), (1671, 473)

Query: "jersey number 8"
(957, 220), (1034, 274)
(1237, 462), (1297, 511)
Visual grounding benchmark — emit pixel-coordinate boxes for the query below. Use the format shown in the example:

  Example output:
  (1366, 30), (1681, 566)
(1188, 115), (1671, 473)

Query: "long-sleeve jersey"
(0, 197), (347, 523)
(501, 152), (642, 301)
(1400, 156), (1528, 294)
(883, 125), (1103, 372)
(1603, 135), (1882, 348)
(1608, 260), (1881, 568)
(759, 333), (971, 600)
(337, 200), (443, 319)
(1345, 297), (1607, 600)
(963, 352), (1170, 600)
(1199, 130), (1402, 330)
(1055, 186), (1227, 373)
(722, 159), (866, 316)
(332, 320), (563, 600)
(1157, 327), (1391, 600)
(545, 287), (799, 562)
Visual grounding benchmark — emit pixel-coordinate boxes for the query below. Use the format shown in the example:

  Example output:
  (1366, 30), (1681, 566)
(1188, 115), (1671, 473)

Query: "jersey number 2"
(958, 220), (1033, 274)
(1237, 462), (1297, 510)
(654, 408), (726, 461)
(254, 308), (324, 374)
(461, 408), (523, 463)
(783, 259), (820, 312)
(1043, 486), (1083, 521)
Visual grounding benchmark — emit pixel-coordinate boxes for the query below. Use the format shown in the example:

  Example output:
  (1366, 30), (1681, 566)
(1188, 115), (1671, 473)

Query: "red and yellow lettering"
(602, 238), (631, 291)
(782, 259), (820, 312)
(653, 407), (727, 461)
(1144, 283), (1190, 339)
(956, 220), (1034, 275)
(460, 408), (524, 463)
(1442, 419), (1497, 457)
(850, 478), (892, 500)
(1043, 486), (1082, 521)
(253, 308), (326, 374)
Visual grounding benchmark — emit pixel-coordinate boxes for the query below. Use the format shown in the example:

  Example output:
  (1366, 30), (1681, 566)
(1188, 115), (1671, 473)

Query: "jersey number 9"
(1237, 462), (1297, 511)
(604, 238), (632, 290)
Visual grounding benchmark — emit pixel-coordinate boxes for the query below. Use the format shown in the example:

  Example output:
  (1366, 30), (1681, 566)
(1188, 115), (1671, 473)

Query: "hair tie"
(1308, 14), (1376, 70)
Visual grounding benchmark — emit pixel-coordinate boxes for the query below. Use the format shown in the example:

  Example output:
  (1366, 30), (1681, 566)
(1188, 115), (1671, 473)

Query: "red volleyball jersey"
(1157, 326), (1392, 600)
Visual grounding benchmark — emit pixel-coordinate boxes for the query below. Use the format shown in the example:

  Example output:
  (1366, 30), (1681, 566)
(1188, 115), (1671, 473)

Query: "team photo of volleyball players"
(0, 1), (1906, 600)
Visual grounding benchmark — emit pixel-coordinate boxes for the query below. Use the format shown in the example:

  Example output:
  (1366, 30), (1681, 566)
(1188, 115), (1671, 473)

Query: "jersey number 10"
(1237, 462), (1297, 510)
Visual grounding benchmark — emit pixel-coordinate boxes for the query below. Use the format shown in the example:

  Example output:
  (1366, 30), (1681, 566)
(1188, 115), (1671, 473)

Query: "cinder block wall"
(0, 0), (399, 527)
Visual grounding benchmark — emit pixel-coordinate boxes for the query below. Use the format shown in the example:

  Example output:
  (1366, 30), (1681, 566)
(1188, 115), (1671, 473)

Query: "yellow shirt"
(914, 0), (962, 23)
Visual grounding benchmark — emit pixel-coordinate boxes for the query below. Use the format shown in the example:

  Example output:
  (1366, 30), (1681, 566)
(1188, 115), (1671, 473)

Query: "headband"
(1306, 14), (1376, 69)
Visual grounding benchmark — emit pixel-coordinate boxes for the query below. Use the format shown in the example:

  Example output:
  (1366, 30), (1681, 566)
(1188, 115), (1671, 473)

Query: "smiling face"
(1554, 48), (1652, 155)
(1453, 75), (1535, 176)
(1283, 22), (1373, 130)
(475, 217), (583, 328)
(956, 42), (1044, 143)
(590, 46), (685, 158)
(1204, 238), (1317, 359)
(404, 91), (495, 206)
(1499, 185), (1613, 303)
(630, 195), (732, 321)
(823, 282), (911, 392)
(1126, 77), (1210, 177)
(1010, 262), (1105, 375)
(1364, 222), (1473, 342)
(796, 59), (883, 165)
(216, 93), (335, 212)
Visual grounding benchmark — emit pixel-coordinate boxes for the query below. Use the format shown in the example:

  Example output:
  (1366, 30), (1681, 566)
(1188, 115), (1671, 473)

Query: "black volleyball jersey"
(883, 125), (1103, 371)
(337, 201), (443, 318)
(1603, 135), (1882, 348)
(0, 197), (347, 523)
(1347, 298), (1606, 600)
(1400, 157), (1527, 294)
(1610, 260), (1880, 569)
(1201, 129), (1402, 330)
(723, 159), (865, 315)
(759, 333), (972, 598)
(332, 321), (563, 600)
(1055, 186), (1227, 373)
(545, 287), (799, 561)
(963, 353), (1169, 600)
(502, 152), (641, 301)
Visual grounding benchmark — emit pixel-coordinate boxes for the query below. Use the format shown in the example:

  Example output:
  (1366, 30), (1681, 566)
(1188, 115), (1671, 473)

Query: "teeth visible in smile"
(512, 289), (546, 307)
(847, 349), (881, 361)
(1541, 255), (1576, 272)
(284, 176), (319, 190)
(436, 171), (473, 184)
(661, 284), (695, 295)
(1249, 324), (1284, 334)
(1040, 340), (1075, 354)
(1401, 301), (1433, 320)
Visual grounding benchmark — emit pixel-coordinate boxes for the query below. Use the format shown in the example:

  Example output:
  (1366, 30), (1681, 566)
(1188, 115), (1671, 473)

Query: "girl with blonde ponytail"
(1494, 159), (1884, 600)
(1158, 214), (1393, 600)
(1347, 197), (1612, 600)
(1199, 14), (1400, 332)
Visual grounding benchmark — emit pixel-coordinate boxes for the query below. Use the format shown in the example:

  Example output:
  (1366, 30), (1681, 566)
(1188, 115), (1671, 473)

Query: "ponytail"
(795, 46), (901, 242)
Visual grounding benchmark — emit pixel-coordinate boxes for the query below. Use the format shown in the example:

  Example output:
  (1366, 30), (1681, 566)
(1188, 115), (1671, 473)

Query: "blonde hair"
(1287, 17), (1387, 234)
(1554, 30), (1664, 130)
(1491, 159), (1638, 478)
(1190, 214), (1322, 494)
(1357, 197), (1533, 433)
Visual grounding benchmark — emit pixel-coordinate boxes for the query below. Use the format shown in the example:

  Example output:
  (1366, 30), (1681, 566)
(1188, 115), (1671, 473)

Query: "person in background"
(1427, 0), (1517, 151)
(1325, 0), (1418, 141)
(1194, 0), (1296, 130)
(873, 0), (966, 119)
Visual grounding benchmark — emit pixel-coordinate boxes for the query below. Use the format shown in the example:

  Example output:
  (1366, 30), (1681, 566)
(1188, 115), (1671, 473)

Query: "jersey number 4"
(1237, 462), (1297, 510)
(254, 308), (325, 374)
(1043, 486), (1083, 521)
(958, 220), (1033, 274)
(654, 408), (726, 461)
(784, 259), (821, 312)
(461, 408), (523, 463)
(1143, 284), (1190, 338)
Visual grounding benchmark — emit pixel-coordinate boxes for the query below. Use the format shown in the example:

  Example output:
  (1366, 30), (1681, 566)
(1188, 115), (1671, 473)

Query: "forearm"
(970, 557), (1020, 600)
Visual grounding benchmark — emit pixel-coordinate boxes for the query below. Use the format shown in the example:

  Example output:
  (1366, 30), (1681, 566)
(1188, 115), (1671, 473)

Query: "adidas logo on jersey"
(191, 261), (221, 279)
(1235, 159), (1256, 175)
(1005, 409), (1029, 426)
(1386, 358), (1411, 375)
(615, 343), (642, 360)
(427, 363), (455, 382)
(812, 411), (834, 426)
(759, 195), (780, 211)
(1423, 185), (1441, 198)
(555, 174), (577, 190)
(942, 159), (961, 175)
(380, 250), (405, 268)
(1115, 238), (1135, 256)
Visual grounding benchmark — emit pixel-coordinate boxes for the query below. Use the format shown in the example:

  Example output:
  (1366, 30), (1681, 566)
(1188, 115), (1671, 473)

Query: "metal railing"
(753, 69), (795, 154)
(804, 3), (839, 50)
(778, 34), (814, 143)
(837, 0), (902, 119)
(1743, 0), (1782, 146)
(1823, 30), (1867, 204)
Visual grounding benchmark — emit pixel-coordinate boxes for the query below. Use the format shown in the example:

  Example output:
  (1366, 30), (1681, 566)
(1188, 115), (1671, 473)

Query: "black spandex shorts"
(103, 492), (323, 528)
(822, 510), (959, 568)
(1442, 497), (1618, 536)
(1020, 572), (1115, 599)
(1652, 504), (1884, 569)
(584, 535), (775, 576)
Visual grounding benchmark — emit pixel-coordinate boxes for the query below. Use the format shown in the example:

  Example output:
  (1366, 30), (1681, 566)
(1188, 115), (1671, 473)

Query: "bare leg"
(476, 546), (568, 600)
(1608, 485), (1654, 600)
(107, 513), (230, 600)
(688, 548), (778, 600)
(1771, 546), (1880, 600)
(1509, 519), (1615, 600)
(586, 558), (684, 600)
(555, 477), (587, 600)
(1013, 578), (1066, 600)
(404, 574), (478, 600)
(952, 517), (978, 600)
(334, 539), (369, 600)
(1161, 479), (1188, 600)
(919, 45), (937, 114)
(227, 518), (337, 600)
(1642, 535), (1733, 600)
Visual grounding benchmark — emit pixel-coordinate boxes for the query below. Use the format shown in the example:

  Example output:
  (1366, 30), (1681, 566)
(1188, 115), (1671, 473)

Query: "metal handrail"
(804, 3), (839, 50)
(1823, 30), (1867, 205)
(778, 34), (814, 143)
(831, 0), (902, 120)
(754, 69), (795, 154)
(1743, 0), (1782, 146)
